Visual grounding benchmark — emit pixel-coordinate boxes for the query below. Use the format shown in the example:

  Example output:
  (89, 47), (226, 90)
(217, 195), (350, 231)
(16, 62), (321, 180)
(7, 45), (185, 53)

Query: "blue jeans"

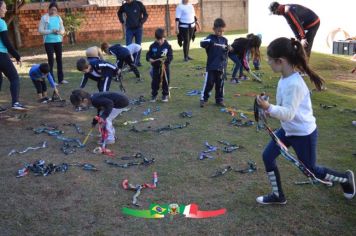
(126, 27), (143, 64)
(262, 128), (330, 179)
(228, 52), (243, 78)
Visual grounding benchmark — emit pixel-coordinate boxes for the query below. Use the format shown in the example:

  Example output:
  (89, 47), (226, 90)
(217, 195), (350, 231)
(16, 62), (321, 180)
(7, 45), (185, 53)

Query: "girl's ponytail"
(290, 38), (324, 91)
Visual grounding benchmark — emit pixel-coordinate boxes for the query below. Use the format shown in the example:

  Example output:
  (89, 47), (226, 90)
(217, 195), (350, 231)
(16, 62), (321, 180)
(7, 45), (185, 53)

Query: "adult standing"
(39, 2), (68, 84)
(0, 0), (26, 110)
(269, 2), (320, 59)
(175, 0), (200, 62)
(118, 0), (148, 67)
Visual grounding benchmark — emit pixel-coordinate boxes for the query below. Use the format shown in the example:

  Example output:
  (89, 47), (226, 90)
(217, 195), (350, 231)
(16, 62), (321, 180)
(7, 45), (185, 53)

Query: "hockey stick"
(116, 70), (126, 93)
(249, 71), (262, 83)
(254, 96), (333, 186)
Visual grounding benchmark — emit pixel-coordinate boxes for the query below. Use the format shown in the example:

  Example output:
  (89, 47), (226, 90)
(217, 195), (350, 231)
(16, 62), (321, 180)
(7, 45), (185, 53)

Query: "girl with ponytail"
(255, 37), (355, 205)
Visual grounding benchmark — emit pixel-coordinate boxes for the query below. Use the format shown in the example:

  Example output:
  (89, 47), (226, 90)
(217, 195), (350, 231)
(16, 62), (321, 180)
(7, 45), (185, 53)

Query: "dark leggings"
(44, 42), (63, 83)
(117, 55), (141, 78)
(32, 79), (47, 94)
(179, 27), (194, 59)
(0, 53), (20, 105)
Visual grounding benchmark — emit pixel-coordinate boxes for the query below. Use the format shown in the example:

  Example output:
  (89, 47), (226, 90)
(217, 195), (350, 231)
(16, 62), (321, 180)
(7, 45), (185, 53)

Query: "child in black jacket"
(146, 28), (173, 102)
(77, 58), (117, 92)
(70, 89), (129, 145)
(199, 18), (229, 107)
(228, 34), (261, 83)
(101, 42), (141, 81)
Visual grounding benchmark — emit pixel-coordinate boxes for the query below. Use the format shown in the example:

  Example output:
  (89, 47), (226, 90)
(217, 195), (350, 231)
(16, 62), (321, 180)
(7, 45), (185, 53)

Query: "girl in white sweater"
(256, 37), (355, 204)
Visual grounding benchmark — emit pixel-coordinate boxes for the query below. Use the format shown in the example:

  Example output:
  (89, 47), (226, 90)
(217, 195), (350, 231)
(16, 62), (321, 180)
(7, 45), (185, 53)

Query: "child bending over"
(70, 89), (129, 145)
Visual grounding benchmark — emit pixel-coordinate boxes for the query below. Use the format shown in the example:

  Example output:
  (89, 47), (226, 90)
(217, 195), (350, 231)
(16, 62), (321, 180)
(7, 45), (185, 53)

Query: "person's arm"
(165, 45), (173, 64)
(195, 16), (201, 31)
(58, 16), (65, 36)
(200, 35), (213, 49)
(47, 73), (56, 88)
(175, 5), (182, 34)
(0, 31), (20, 61)
(79, 74), (89, 88)
(284, 6), (305, 40)
(94, 97), (114, 120)
(242, 50), (250, 72)
(146, 45), (152, 62)
(38, 15), (53, 35)
(140, 2), (148, 25)
(117, 5), (125, 24)
(268, 83), (304, 121)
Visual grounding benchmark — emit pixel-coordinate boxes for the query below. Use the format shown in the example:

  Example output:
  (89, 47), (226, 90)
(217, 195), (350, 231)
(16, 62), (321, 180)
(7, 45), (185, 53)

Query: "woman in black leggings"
(38, 2), (67, 84)
(175, 0), (200, 62)
(0, 0), (26, 110)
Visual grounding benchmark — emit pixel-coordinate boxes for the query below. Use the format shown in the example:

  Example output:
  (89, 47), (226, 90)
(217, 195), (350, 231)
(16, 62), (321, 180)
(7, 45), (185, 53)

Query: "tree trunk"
(165, 0), (171, 37)
(13, 16), (22, 48)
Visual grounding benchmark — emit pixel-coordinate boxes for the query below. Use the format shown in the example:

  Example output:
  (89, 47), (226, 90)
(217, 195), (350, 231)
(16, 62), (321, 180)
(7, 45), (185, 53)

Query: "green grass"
(0, 34), (356, 235)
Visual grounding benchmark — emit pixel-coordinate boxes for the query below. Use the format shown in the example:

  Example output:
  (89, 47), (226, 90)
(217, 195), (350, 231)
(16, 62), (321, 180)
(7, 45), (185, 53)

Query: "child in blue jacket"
(29, 63), (59, 102)
(200, 18), (229, 107)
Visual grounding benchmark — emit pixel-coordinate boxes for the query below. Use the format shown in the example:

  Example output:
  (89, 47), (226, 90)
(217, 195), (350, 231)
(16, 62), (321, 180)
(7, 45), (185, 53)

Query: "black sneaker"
(187, 56), (193, 60)
(216, 101), (226, 107)
(12, 102), (27, 110)
(200, 100), (205, 108)
(256, 193), (287, 205)
(341, 170), (355, 200)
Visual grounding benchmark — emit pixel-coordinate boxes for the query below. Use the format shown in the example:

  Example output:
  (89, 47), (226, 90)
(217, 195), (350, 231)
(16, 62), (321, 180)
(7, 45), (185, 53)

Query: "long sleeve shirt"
(38, 13), (65, 43)
(117, 0), (148, 29)
(267, 72), (316, 136)
(230, 38), (251, 71)
(200, 34), (228, 71)
(29, 64), (56, 88)
(0, 19), (21, 60)
(281, 4), (320, 40)
(108, 44), (131, 61)
(80, 59), (117, 88)
(91, 92), (129, 119)
(146, 40), (173, 68)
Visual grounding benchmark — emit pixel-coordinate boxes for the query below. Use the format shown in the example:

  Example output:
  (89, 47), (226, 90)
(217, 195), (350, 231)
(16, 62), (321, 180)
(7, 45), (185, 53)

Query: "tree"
(62, 10), (83, 44)
(4, 0), (26, 48)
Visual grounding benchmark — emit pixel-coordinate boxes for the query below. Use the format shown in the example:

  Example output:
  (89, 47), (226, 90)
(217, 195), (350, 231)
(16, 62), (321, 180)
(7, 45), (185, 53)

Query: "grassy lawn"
(0, 33), (355, 235)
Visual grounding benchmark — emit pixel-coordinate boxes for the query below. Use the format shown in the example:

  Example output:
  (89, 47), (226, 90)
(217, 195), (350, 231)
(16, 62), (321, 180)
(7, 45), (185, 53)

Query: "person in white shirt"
(175, 0), (200, 61)
(256, 37), (355, 204)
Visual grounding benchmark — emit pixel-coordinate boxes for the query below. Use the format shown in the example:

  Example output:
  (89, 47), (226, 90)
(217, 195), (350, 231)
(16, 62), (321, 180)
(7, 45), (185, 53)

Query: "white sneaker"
(59, 80), (69, 84)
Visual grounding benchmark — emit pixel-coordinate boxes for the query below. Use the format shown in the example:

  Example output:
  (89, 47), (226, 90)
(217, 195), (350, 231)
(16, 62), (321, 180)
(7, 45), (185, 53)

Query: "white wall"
(248, 0), (356, 54)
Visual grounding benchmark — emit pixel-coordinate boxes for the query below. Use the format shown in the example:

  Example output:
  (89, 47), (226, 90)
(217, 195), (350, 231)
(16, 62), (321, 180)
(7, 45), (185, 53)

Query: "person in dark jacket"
(76, 58), (117, 92)
(101, 42), (141, 81)
(229, 34), (261, 83)
(70, 89), (129, 145)
(146, 28), (173, 103)
(0, 0), (26, 111)
(199, 18), (230, 108)
(118, 0), (148, 66)
(269, 1), (320, 58)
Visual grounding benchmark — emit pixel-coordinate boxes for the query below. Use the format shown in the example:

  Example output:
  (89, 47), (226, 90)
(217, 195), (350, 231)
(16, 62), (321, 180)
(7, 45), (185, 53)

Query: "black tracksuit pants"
(201, 70), (224, 103)
(151, 64), (170, 97)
